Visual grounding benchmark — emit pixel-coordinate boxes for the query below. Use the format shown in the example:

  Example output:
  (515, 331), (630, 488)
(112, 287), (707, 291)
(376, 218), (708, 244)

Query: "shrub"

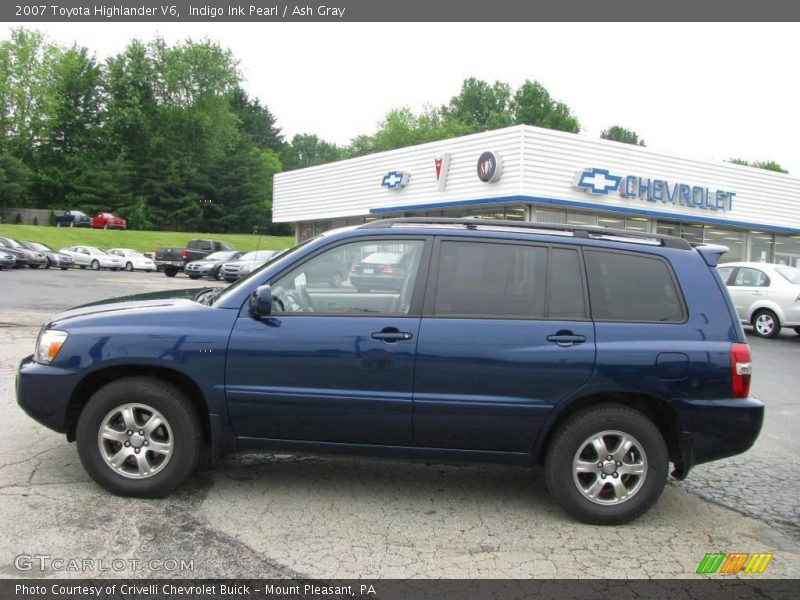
(14, 213), (22, 224)
(33, 216), (38, 226)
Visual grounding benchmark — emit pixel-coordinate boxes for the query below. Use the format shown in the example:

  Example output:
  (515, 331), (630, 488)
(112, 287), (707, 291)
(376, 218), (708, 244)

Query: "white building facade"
(273, 125), (800, 265)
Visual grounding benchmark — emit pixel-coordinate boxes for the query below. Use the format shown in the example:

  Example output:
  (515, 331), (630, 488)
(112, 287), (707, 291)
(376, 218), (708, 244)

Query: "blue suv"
(16, 218), (764, 524)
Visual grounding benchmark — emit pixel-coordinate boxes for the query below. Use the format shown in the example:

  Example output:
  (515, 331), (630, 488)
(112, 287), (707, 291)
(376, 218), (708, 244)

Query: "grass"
(0, 224), (294, 253)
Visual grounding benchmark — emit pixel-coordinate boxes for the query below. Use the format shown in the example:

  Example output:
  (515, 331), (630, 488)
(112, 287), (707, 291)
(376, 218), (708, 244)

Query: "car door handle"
(546, 331), (587, 347)
(371, 328), (413, 343)
(752, 291), (763, 295)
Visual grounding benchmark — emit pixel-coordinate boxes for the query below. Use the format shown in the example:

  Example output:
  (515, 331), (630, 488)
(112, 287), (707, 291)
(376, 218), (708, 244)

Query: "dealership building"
(273, 125), (800, 266)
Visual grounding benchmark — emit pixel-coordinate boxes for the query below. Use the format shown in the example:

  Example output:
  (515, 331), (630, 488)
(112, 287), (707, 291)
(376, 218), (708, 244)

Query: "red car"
(91, 211), (127, 230)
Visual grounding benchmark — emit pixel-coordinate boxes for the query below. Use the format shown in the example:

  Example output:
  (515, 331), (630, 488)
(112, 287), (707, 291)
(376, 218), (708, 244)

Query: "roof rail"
(359, 217), (691, 250)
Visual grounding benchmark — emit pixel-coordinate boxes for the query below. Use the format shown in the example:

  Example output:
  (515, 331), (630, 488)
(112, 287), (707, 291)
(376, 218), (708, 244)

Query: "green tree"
(281, 134), (342, 170)
(512, 80), (580, 132)
(442, 78), (513, 131)
(0, 153), (31, 208)
(728, 158), (788, 174)
(600, 125), (646, 146)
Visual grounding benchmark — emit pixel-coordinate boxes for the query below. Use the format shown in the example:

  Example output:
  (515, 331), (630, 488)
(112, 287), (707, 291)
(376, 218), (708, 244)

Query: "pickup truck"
(156, 240), (236, 277)
(92, 211), (127, 230)
(154, 247), (184, 277)
(55, 210), (92, 228)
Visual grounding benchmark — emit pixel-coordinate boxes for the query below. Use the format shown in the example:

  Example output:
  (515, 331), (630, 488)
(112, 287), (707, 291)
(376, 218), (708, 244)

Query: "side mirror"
(249, 284), (272, 317)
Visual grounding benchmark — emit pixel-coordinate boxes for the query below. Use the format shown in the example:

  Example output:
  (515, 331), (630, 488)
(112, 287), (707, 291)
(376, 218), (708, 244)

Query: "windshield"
(206, 251), (238, 261)
(2, 237), (22, 249)
(86, 247), (106, 255)
(23, 241), (50, 252)
(213, 239), (316, 306)
(71, 211), (86, 217)
(777, 267), (800, 284)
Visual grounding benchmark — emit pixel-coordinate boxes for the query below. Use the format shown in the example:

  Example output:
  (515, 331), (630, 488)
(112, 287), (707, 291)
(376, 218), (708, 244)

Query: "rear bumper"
(671, 396), (764, 478)
(16, 355), (78, 435)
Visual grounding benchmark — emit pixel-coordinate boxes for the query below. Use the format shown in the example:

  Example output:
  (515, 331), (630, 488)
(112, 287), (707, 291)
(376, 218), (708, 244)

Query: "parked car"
(92, 211), (127, 230)
(59, 246), (124, 270)
(18, 241), (74, 270)
(717, 261), (800, 338)
(182, 239), (237, 264)
(220, 250), (279, 282)
(154, 247), (185, 277)
(106, 248), (157, 272)
(185, 251), (243, 280)
(16, 218), (763, 525)
(0, 237), (48, 268)
(55, 210), (92, 228)
(350, 251), (413, 292)
(0, 251), (16, 269)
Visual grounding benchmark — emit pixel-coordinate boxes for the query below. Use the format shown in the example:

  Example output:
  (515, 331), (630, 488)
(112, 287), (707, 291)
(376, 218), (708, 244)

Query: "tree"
(442, 78), (513, 131)
(512, 80), (580, 133)
(281, 134), (342, 170)
(728, 158), (788, 174)
(601, 125), (646, 146)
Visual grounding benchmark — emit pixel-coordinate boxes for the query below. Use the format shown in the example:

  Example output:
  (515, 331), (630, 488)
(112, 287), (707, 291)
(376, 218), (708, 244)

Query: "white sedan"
(59, 246), (124, 271)
(107, 248), (157, 272)
(717, 262), (800, 338)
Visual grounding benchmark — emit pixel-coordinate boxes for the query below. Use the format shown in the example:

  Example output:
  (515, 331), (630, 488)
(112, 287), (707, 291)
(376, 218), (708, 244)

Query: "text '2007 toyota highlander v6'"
(17, 218), (763, 524)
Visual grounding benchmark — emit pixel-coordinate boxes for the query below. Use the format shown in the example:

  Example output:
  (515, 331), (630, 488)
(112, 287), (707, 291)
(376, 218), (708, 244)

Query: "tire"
(188, 274), (200, 280)
(544, 404), (668, 525)
(91, 260), (100, 271)
(164, 267), (178, 278)
(69, 221), (74, 228)
(76, 377), (202, 497)
(56, 222), (62, 228)
(331, 271), (343, 288)
(215, 269), (225, 281)
(752, 309), (780, 338)
(125, 262), (133, 272)
(103, 224), (108, 230)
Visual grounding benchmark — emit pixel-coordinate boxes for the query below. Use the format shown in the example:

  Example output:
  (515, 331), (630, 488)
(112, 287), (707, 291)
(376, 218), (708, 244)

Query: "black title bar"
(3, 0), (800, 22)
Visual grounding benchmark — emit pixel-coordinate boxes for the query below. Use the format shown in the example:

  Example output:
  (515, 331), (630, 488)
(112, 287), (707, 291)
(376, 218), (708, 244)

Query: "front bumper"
(672, 396), (764, 478)
(16, 355), (78, 435)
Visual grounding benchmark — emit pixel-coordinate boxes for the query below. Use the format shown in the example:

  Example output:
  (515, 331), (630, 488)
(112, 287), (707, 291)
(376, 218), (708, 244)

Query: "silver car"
(221, 250), (279, 282)
(717, 262), (800, 338)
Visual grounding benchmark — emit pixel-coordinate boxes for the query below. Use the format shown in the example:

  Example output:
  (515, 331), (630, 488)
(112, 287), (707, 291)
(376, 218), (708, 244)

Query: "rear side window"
(584, 250), (685, 322)
(434, 241), (547, 317)
(733, 268), (770, 287)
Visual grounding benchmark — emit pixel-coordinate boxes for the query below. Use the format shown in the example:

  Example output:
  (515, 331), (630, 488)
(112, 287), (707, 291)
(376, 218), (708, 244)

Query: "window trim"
(422, 236), (591, 321)
(262, 235), (433, 318)
(582, 248), (689, 324)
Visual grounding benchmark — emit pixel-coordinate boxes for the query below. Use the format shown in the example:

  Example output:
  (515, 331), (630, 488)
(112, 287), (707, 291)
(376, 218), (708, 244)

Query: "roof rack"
(359, 217), (691, 250)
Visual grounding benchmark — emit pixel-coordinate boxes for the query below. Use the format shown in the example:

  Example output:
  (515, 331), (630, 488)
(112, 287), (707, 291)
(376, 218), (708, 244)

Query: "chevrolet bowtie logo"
(381, 171), (410, 189)
(576, 168), (622, 195)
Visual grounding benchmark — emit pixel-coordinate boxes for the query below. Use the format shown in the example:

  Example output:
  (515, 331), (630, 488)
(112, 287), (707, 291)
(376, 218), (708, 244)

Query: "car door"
(413, 239), (596, 453)
(225, 237), (431, 445)
(729, 267), (770, 320)
(71, 247), (88, 266)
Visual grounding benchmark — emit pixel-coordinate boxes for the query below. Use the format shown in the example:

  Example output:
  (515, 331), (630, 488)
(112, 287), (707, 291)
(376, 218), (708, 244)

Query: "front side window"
(733, 268), (770, 287)
(271, 240), (425, 315)
(585, 250), (685, 322)
(433, 241), (548, 318)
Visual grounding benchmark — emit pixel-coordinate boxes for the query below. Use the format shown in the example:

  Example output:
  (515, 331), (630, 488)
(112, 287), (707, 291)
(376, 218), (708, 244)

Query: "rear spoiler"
(693, 244), (730, 267)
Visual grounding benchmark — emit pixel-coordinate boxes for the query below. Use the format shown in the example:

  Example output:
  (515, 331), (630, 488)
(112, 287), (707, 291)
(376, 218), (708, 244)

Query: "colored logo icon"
(576, 168), (622, 195)
(381, 171), (410, 189)
(477, 151), (503, 183)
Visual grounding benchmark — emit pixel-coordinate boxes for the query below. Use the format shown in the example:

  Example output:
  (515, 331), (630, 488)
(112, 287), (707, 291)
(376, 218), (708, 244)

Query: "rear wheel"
(125, 262), (133, 272)
(752, 309), (780, 338)
(76, 377), (201, 497)
(164, 266), (178, 278)
(91, 260), (100, 270)
(331, 271), (343, 288)
(545, 405), (668, 525)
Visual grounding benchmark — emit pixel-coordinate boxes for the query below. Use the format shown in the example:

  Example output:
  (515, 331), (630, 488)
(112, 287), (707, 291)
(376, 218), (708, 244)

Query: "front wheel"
(91, 260), (100, 270)
(544, 405), (668, 525)
(164, 266), (178, 278)
(125, 262), (133, 272)
(76, 377), (202, 497)
(752, 309), (780, 338)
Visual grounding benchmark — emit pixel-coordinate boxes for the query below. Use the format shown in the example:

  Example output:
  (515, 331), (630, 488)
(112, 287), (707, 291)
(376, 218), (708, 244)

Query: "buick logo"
(477, 151), (503, 183)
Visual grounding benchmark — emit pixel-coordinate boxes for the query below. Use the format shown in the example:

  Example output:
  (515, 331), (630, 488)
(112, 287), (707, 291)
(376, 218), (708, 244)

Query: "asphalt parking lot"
(1, 268), (799, 578)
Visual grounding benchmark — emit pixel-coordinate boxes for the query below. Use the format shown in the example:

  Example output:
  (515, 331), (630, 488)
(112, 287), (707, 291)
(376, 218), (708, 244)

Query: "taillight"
(382, 266), (395, 275)
(350, 265), (357, 273)
(731, 343), (752, 398)
(181, 249), (188, 260)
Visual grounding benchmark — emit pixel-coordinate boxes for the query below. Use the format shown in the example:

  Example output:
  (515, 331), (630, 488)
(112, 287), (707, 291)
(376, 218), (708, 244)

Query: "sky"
(5, 22), (800, 175)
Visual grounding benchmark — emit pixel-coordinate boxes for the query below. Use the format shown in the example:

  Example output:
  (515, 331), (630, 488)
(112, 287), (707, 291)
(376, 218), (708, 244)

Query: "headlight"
(35, 330), (68, 364)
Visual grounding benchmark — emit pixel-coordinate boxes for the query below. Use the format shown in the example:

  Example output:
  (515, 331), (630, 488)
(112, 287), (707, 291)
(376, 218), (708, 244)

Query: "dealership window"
(774, 234), (800, 268)
(702, 226), (746, 263)
(567, 211), (596, 226)
(749, 231), (774, 263)
(534, 207), (567, 224)
(434, 241), (547, 318)
(598, 216), (626, 230)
